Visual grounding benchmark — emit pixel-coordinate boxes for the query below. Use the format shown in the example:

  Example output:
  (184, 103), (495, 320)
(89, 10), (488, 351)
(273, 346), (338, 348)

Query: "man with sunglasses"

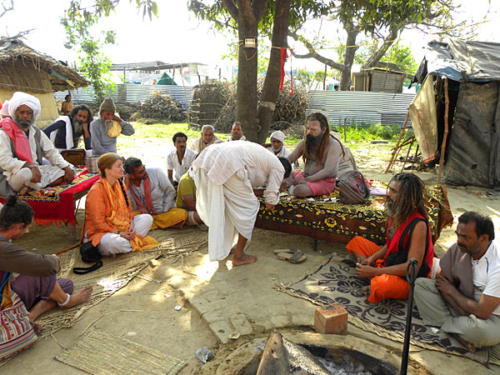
(0, 92), (75, 195)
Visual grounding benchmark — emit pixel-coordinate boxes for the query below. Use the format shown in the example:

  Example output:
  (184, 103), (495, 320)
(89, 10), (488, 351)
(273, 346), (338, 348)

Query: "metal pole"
(401, 258), (418, 375)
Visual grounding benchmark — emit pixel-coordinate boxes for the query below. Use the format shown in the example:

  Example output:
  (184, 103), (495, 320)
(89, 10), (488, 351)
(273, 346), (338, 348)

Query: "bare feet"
(19, 186), (33, 196)
(60, 285), (93, 309)
(29, 321), (43, 335)
(362, 285), (371, 299)
(232, 254), (257, 266)
(110, 253), (117, 258)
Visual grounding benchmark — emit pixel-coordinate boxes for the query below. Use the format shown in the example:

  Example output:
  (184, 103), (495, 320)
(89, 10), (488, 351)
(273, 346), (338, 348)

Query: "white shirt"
(166, 148), (197, 182)
(193, 141), (284, 205)
(471, 241), (500, 316)
(127, 168), (176, 213)
(0, 126), (70, 179)
(266, 145), (291, 159)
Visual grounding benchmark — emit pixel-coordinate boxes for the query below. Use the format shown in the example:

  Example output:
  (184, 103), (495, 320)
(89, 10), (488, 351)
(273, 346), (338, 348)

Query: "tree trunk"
(236, 6), (260, 141)
(339, 26), (359, 91)
(256, 0), (291, 143)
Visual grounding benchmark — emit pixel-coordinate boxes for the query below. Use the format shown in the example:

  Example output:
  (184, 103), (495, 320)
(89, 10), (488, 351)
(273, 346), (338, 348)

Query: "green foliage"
(380, 42), (418, 74)
(62, 1), (158, 104)
(334, 123), (402, 142)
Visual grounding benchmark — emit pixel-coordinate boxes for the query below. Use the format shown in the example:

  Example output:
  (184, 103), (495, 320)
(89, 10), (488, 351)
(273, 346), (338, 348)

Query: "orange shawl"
(84, 178), (158, 252)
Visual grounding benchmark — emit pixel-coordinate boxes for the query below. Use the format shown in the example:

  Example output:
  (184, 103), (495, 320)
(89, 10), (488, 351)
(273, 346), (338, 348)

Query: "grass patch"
(333, 123), (402, 142)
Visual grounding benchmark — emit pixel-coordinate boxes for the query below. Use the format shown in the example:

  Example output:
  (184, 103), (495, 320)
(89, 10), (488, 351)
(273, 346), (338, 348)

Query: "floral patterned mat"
(281, 255), (499, 366)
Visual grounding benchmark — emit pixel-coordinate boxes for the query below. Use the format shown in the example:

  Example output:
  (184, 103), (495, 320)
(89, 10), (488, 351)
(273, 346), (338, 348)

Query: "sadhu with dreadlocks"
(345, 173), (435, 304)
(287, 112), (343, 197)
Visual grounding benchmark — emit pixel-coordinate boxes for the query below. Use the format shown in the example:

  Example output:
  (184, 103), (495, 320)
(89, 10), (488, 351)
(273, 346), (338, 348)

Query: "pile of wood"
(130, 91), (186, 124)
(190, 79), (310, 132)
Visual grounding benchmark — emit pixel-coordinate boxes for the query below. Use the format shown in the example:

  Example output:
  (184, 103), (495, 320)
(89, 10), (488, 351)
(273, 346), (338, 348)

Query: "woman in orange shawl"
(83, 153), (158, 256)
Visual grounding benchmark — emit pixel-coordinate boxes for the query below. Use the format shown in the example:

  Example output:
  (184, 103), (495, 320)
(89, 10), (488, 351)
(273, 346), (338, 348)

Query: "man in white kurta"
(192, 141), (290, 266)
(266, 130), (291, 158)
(0, 92), (75, 195)
(167, 132), (197, 186)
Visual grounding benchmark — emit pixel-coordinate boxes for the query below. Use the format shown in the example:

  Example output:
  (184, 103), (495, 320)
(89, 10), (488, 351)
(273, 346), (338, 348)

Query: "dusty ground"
(1, 138), (500, 374)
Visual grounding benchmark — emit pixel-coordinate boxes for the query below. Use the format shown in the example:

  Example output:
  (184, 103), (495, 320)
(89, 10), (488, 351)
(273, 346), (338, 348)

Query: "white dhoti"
(194, 168), (260, 261)
(8, 165), (66, 192)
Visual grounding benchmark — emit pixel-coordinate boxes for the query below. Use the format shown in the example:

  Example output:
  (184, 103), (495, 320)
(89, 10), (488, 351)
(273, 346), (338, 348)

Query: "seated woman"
(0, 196), (92, 336)
(83, 153), (158, 256)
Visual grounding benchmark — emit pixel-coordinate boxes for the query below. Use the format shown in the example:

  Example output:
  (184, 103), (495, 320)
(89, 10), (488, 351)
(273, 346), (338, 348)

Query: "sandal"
(277, 249), (307, 264)
(273, 248), (300, 255)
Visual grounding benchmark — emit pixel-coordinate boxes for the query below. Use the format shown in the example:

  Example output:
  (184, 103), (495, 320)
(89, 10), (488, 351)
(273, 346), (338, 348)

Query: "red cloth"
(0, 169), (99, 225)
(127, 176), (158, 215)
(0, 118), (32, 163)
(280, 48), (288, 92)
(385, 212), (434, 272)
(293, 170), (336, 196)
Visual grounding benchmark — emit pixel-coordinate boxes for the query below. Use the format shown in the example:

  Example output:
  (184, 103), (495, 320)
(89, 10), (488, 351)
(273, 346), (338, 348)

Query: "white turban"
(270, 131), (285, 144)
(0, 100), (9, 117)
(8, 92), (41, 120)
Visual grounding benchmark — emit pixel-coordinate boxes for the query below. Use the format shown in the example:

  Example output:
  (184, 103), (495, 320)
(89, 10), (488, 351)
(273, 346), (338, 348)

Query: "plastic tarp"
(423, 39), (500, 83)
(409, 75), (438, 162)
(444, 81), (500, 188)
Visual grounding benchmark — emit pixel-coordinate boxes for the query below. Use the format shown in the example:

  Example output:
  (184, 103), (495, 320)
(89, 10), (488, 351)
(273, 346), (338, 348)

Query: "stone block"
(314, 304), (348, 335)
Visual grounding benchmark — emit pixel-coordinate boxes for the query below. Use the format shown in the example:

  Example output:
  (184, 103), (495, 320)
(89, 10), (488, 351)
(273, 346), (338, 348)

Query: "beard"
(72, 118), (84, 134)
(14, 114), (34, 131)
(103, 119), (113, 133)
(272, 145), (282, 153)
(305, 134), (323, 155)
(384, 196), (399, 218)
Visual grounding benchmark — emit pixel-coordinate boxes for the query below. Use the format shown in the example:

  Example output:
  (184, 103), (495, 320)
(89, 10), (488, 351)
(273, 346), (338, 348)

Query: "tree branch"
(221, 0), (239, 20)
(289, 30), (345, 71)
(252, 0), (268, 22)
(362, 24), (399, 69)
(0, 0), (14, 19)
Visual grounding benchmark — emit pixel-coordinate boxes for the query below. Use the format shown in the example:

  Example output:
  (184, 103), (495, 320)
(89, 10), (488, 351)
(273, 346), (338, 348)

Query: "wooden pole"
(437, 78), (450, 184)
(385, 111), (410, 173)
(55, 242), (79, 256)
(323, 64), (327, 90)
(343, 117), (347, 142)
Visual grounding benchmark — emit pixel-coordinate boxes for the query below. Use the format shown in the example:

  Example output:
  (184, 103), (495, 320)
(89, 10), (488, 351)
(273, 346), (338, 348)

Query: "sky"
(1, 0), (499, 80)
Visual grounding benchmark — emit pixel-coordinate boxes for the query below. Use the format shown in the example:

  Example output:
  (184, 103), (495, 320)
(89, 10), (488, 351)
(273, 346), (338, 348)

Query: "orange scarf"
(101, 178), (159, 252)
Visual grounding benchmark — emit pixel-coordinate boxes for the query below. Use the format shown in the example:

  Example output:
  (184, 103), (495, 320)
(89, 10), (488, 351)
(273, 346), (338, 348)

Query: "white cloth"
(189, 135), (221, 153)
(127, 168), (176, 213)
(228, 135), (247, 141)
(49, 116), (74, 150)
(471, 241), (500, 316)
(96, 214), (153, 256)
(192, 141), (284, 205)
(270, 131), (285, 144)
(0, 100), (9, 117)
(266, 145), (291, 159)
(9, 165), (65, 191)
(194, 167), (259, 261)
(8, 92), (41, 120)
(0, 126), (71, 191)
(166, 148), (197, 182)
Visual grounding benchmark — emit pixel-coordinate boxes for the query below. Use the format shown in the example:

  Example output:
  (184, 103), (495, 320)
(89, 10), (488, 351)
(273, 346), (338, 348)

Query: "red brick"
(314, 304), (348, 335)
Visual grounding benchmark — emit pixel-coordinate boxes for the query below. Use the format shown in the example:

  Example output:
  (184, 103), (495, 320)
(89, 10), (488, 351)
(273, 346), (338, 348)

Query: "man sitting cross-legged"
(0, 92), (76, 196)
(287, 112), (342, 197)
(167, 132), (196, 188)
(0, 196), (92, 334)
(345, 173), (435, 304)
(124, 157), (188, 230)
(414, 212), (500, 353)
(176, 168), (206, 229)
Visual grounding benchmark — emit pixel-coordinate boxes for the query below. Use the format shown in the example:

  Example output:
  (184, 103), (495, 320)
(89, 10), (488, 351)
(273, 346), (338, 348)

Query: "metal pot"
(86, 156), (99, 174)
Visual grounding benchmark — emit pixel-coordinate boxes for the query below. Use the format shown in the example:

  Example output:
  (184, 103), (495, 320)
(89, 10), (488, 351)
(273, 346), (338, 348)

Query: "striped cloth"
(0, 291), (37, 361)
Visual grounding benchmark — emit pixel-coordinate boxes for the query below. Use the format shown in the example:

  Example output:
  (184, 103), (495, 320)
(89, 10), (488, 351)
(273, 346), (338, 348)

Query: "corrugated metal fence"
(307, 90), (415, 127)
(56, 84), (194, 108)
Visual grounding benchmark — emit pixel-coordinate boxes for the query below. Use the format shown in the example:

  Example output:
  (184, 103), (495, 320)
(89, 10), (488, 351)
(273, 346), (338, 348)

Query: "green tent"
(156, 72), (177, 85)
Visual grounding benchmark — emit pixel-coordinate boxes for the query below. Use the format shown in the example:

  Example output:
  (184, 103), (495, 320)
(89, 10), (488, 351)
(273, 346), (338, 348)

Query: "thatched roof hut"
(0, 37), (88, 127)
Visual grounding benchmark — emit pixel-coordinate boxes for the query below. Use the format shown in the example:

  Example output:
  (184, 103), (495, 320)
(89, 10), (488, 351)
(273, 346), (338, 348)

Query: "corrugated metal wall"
(307, 90), (415, 126)
(56, 84), (194, 108)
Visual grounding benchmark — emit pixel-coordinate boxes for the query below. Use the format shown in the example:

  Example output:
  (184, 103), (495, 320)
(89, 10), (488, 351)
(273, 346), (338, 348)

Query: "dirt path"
(1, 139), (499, 374)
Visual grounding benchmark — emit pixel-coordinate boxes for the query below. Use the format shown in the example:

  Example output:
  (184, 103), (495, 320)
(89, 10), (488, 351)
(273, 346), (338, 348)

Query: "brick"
(314, 304), (348, 335)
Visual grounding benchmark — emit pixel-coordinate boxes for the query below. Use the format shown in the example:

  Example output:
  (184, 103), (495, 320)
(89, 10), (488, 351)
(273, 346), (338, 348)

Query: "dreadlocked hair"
(302, 112), (344, 163)
(388, 173), (428, 229)
(118, 178), (130, 208)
